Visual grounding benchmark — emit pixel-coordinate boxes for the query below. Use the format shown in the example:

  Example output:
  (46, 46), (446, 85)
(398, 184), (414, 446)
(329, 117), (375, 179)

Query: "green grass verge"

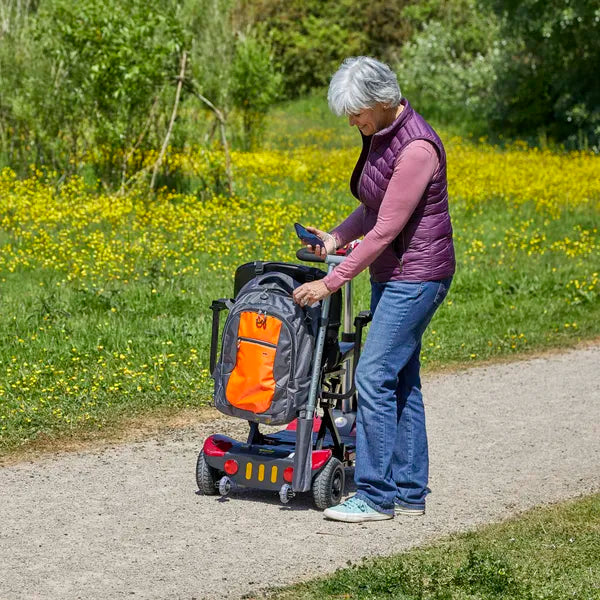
(266, 494), (600, 600)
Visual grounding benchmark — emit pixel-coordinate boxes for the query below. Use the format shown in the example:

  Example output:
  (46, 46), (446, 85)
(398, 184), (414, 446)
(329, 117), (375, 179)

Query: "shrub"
(230, 34), (282, 150)
(484, 0), (600, 150)
(245, 0), (414, 97)
(397, 0), (499, 130)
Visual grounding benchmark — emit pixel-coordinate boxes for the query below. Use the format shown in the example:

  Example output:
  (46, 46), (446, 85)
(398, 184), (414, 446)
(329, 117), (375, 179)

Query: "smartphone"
(294, 222), (324, 247)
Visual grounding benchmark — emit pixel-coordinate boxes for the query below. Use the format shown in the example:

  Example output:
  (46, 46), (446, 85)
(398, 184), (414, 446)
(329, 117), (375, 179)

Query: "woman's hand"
(305, 226), (336, 257)
(293, 280), (331, 307)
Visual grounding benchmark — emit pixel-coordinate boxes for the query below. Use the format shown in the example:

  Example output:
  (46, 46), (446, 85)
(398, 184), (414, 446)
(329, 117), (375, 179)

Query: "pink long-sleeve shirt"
(323, 139), (439, 292)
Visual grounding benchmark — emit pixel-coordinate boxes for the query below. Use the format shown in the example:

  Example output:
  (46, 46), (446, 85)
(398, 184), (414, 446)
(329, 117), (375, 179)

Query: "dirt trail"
(1, 346), (599, 600)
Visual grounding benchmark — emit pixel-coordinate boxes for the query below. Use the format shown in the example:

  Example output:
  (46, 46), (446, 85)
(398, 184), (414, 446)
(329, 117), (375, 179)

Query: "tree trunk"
(190, 85), (234, 196)
(150, 51), (187, 192)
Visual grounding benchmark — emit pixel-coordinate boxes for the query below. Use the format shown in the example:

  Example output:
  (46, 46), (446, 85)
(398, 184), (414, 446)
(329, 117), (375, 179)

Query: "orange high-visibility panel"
(238, 311), (282, 346)
(226, 312), (283, 413)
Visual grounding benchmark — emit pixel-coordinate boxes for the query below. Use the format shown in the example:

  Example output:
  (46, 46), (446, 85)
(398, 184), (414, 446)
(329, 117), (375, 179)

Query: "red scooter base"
(196, 417), (355, 509)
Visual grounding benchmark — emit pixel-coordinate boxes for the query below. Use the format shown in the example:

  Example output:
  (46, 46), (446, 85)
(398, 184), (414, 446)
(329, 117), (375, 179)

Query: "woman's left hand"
(293, 280), (331, 307)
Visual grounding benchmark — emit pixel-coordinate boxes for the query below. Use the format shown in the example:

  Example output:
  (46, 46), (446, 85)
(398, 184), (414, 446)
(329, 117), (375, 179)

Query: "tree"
(231, 33), (282, 149)
(32, 0), (182, 174)
(0, 0), (283, 189)
(484, 0), (600, 149)
(397, 0), (499, 128)
(243, 0), (416, 97)
(0, 0), (41, 169)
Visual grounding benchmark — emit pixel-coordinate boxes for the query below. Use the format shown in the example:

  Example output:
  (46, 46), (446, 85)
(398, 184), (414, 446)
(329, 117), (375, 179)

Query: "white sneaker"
(395, 504), (425, 516)
(323, 496), (393, 523)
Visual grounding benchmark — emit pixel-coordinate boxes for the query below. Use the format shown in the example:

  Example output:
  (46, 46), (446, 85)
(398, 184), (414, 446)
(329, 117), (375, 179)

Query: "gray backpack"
(213, 272), (318, 425)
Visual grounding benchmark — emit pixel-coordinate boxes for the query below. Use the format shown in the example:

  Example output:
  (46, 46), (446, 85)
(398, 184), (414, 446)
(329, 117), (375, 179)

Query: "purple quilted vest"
(350, 99), (455, 282)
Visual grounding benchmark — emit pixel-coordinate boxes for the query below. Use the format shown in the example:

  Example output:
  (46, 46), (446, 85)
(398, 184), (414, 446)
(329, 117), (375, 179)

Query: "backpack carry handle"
(254, 274), (297, 296)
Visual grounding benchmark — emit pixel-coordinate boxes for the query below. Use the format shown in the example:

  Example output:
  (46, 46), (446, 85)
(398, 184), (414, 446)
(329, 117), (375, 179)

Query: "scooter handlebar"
(295, 248), (346, 265)
(295, 247), (324, 263)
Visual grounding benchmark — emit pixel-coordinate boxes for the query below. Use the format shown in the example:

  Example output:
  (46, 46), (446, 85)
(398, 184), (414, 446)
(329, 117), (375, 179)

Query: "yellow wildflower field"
(0, 137), (599, 449)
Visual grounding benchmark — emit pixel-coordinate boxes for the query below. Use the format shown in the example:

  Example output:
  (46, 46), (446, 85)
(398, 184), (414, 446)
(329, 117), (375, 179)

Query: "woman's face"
(348, 104), (394, 136)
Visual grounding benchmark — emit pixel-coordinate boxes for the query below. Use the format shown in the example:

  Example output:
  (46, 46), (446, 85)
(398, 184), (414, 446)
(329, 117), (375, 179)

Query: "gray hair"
(328, 56), (402, 116)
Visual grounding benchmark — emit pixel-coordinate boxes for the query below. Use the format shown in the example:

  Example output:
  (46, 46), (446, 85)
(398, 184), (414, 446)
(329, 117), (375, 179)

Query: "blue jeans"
(354, 278), (452, 515)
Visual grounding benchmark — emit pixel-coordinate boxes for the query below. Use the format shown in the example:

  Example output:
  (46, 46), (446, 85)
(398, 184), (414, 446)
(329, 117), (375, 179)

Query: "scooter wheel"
(218, 476), (232, 496)
(196, 450), (219, 495)
(312, 457), (345, 509)
(279, 483), (295, 505)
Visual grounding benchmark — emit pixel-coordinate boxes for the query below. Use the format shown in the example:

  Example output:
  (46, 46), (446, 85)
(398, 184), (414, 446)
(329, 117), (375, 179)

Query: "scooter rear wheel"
(312, 457), (345, 509)
(196, 450), (219, 495)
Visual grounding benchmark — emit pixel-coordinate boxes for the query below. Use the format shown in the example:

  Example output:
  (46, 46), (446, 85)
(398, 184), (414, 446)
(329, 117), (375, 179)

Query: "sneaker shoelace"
(344, 497), (368, 512)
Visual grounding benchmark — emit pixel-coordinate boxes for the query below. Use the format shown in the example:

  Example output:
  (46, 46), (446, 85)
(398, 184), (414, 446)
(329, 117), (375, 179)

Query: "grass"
(265, 494), (600, 600)
(263, 88), (357, 150)
(0, 95), (599, 454)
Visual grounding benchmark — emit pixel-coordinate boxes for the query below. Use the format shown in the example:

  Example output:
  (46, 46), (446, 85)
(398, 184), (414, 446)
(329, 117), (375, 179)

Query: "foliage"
(2, 0), (183, 178)
(231, 34), (282, 149)
(2, 0), (599, 176)
(244, 0), (413, 97)
(180, 0), (236, 111)
(0, 0), (41, 169)
(0, 0), (282, 183)
(397, 0), (499, 129)
(3, 0), (599, 182)
(484, 0), (600, 150)
(259, 13), (365, 98)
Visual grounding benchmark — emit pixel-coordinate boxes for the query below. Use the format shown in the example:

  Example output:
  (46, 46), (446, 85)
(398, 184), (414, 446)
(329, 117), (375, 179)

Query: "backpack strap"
(254, 261), (265, 276)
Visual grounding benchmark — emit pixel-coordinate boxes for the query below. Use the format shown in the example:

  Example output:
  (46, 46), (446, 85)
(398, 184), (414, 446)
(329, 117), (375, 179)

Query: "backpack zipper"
(226, 304), (298, 381)
(238, 336), (277, 349)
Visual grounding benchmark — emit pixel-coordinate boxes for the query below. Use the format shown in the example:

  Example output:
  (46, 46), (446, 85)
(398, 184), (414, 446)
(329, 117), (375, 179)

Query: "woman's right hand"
(305, 226), (337, 257)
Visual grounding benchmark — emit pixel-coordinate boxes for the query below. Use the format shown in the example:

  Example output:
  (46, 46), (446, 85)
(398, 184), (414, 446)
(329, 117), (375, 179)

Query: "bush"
(0, 0), (283, 186)
(485, 0), (600, 150)
(261, 13), (366, 97)
(0, 0), (183, 178)
(246, 0), (414, 97)
(230, 34), (282, 149)
(397, 0), (499, 130)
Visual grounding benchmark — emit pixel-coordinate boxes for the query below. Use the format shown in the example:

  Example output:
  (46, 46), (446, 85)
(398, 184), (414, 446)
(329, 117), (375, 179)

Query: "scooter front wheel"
(312, 457), (345, 509)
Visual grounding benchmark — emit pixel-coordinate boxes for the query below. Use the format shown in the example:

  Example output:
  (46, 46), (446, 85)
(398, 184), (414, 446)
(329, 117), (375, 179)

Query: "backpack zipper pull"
(256, 310), (267, 329)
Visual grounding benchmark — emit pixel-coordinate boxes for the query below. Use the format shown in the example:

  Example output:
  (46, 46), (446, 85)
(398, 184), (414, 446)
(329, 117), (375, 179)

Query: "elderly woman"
(292, 56), (455, 523)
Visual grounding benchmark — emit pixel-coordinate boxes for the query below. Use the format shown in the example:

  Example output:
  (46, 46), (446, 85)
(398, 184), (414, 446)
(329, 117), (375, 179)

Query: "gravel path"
(1, 346), (599, 600)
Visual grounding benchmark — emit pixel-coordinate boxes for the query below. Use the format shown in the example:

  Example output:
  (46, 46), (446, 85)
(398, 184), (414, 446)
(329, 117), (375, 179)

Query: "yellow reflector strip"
(271, 466), (278, 483)
(258, 464), (265, 482)
(245, 462), (253, 480)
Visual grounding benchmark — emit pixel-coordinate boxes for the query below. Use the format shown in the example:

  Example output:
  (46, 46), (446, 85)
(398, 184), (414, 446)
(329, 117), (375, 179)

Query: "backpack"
(213, 271), (319, 425)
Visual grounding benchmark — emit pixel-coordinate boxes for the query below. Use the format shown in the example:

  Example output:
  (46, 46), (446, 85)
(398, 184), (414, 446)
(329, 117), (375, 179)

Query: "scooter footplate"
(264, 430), (356, 449)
